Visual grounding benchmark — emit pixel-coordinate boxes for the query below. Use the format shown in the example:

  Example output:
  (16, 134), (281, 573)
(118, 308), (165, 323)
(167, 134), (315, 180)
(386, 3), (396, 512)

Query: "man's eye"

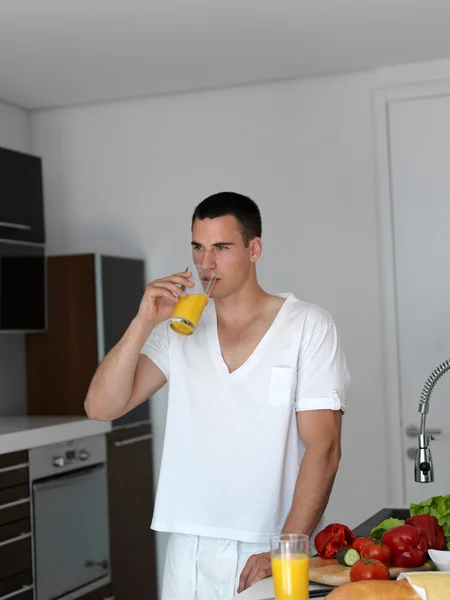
(193, 246), (202, 251)
(216, 245), (227, 251)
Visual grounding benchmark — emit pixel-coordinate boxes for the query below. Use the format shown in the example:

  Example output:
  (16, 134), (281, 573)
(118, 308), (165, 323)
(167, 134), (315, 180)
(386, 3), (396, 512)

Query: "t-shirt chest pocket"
(268, 366), (297, 407)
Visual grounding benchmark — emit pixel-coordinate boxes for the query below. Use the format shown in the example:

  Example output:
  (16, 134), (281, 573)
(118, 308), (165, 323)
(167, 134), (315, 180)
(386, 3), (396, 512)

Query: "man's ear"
(249, 237), (262, 263)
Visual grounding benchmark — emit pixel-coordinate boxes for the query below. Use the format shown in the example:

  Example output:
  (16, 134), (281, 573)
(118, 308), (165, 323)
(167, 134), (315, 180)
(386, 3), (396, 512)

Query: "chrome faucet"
(413, 359), (450, 483)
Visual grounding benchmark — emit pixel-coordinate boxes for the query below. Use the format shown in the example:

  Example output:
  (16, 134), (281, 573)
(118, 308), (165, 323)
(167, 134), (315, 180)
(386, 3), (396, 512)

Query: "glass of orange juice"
(169, 264), (216, 335)
(271, 533), (309, 600)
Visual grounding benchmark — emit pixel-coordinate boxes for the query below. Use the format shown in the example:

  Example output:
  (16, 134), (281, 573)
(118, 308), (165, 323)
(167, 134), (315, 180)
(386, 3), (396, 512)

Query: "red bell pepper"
(381, 525), (428, 568)
(314, 523), (356, 559)
(405, 514), (446, 550)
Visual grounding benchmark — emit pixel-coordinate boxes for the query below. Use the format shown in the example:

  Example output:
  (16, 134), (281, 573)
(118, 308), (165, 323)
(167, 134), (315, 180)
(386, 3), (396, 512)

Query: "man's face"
(191, 215), (260, 299)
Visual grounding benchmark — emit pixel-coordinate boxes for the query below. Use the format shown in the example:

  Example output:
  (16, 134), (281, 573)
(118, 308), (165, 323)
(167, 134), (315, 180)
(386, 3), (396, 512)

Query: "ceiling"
(1, 0), (450, 110)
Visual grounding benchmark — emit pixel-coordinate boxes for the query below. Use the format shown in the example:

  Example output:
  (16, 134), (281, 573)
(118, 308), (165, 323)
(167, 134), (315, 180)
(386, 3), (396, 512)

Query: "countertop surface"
(231, 506), (413, 599)
(232, 578), (331, 599)
(0, 416), (112, 454)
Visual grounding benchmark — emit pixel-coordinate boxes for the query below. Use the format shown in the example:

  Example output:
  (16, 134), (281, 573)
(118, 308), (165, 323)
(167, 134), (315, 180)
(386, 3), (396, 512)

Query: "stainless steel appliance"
(29, 435), (110, 600)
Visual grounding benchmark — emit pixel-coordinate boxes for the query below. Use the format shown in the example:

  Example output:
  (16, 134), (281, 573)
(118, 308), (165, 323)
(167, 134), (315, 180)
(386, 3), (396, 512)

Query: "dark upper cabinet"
(0, 241), (46, 332)
(0, 147), (45, 244)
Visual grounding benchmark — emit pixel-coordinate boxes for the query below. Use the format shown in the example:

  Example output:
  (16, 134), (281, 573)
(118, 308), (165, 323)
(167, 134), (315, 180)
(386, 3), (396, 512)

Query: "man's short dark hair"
(192, 192), (262, 246)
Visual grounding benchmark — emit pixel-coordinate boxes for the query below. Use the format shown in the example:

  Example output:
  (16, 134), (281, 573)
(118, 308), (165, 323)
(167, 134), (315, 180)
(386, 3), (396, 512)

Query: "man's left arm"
(283, 408), (342, 535)
(238, 409), (342, 592)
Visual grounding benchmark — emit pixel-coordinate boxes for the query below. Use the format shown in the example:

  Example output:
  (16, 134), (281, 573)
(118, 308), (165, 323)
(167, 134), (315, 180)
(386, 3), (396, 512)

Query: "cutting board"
(308, 556), (433, 586)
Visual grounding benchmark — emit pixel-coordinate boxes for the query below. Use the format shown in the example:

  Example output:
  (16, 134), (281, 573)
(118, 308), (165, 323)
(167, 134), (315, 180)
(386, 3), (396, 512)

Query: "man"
(85, 192), (350, 600)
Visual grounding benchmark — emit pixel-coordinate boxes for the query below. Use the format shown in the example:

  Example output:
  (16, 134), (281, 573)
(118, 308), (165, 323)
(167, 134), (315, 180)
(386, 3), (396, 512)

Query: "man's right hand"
(136, 271), (194, 327)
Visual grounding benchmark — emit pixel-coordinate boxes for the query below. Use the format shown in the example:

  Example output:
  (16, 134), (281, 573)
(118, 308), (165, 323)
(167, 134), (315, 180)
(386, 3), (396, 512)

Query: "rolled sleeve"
(295, 307), (350, 413)
(140, 321), (171, 380)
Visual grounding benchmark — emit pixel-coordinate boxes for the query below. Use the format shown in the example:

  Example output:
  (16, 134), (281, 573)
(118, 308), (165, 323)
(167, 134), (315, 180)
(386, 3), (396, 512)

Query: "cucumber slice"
(336, 547), (360, 567)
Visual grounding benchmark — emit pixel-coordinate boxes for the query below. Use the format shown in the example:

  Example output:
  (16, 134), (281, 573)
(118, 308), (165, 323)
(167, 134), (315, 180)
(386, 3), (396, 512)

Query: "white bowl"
(428, 549), (450, 571)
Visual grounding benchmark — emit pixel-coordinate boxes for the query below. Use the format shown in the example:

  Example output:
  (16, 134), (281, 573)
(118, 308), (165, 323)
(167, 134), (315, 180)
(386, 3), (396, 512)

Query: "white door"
(388, 93), (450, 504)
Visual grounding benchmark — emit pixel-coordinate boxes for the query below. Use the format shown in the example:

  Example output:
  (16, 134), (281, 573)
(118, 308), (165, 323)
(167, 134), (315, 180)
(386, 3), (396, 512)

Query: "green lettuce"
(370, 517), (405, 540)
(410, 494), (450, 551)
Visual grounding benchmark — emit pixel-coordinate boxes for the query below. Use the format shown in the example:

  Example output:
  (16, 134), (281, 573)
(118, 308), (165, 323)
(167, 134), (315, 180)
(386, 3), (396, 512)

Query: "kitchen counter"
(232, 578), (331, 599)
(231, 507), (413, 599)
(0, 416), (112, 454)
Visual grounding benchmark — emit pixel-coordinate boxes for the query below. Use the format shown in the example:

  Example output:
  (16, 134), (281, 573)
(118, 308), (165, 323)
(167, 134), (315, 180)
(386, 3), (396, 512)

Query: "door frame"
(373, 78), (450, 506)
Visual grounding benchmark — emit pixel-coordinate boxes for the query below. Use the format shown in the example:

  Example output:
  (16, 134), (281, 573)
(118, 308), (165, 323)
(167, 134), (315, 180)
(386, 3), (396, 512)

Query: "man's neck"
(214, 280), (270, 325)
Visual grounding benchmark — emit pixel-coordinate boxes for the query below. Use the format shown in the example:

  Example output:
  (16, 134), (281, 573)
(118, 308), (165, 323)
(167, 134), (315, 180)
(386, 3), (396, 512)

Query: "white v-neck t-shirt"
(141, 293), (350, 543)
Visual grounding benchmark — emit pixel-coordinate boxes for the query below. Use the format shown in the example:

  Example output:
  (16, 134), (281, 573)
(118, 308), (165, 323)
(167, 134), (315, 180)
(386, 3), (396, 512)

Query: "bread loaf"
(325, 579), (421, 599)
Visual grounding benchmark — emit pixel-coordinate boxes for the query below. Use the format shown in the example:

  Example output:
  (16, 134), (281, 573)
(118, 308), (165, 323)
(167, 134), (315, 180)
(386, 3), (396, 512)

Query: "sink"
(352, 508), (410, 538)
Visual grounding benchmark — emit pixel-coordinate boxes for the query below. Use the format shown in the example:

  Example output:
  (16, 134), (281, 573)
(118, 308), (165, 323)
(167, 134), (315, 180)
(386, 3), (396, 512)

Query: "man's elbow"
(327, 442), (341, 473)
(84, 396), (112, 422)
(307, 440), (341, 473)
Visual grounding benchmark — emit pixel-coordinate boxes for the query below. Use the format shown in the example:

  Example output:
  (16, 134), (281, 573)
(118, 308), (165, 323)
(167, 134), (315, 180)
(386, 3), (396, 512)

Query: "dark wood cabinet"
(26, 253), (148, 424)
(0, 571), (33, 599)
(0, 146), (45, 243)
(0, 450), (33, 598)
(26, 254), (99, 415)
(107, 424), (158, 600)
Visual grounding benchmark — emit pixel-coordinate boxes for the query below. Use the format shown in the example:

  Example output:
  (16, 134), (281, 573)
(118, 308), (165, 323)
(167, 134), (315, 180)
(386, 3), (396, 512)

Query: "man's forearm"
(84, 316), (153, 421)
(283, 445), (340, 537)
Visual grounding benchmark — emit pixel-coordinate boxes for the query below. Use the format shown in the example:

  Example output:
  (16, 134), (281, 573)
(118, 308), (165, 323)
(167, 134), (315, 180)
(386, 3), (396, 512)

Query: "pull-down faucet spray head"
(414, 414), (434, 483)
(414, 359), (450, 483)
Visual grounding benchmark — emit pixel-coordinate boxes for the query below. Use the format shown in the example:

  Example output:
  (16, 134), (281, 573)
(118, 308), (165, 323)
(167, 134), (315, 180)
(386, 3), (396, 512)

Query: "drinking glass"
(170, 264), (216, 335)
(270, 533), (309, 600)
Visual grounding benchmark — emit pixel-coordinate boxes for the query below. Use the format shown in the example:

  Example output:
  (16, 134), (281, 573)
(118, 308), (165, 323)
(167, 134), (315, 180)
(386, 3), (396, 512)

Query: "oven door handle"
(33, 463), (105, 492)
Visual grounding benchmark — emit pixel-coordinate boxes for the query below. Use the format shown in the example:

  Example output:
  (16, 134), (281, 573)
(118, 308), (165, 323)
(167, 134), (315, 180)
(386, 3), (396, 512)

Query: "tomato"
(352, 537), (375, 553)
(361, 542), (392, 566)
(350, 557), (390, 582)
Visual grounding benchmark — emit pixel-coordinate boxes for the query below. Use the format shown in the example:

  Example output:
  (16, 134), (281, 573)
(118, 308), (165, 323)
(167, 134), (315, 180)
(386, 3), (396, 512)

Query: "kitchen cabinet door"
(107, 424), (157, 600)
(0, 147), (45, 243)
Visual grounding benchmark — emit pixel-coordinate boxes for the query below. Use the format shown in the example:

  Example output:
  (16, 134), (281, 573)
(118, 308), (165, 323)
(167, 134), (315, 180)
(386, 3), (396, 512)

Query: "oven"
(29, 435), (110, 600)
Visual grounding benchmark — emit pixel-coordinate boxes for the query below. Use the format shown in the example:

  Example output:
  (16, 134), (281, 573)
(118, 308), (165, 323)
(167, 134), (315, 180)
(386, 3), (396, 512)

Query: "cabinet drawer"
(0, 451), (28, 470)
(0, 464), (29, 491)
(0, 484), (29, 506)
(0, 591), (33, 600)
(0, 571), (33, 599)
(0, 536), (31, 579)
(0, 452), (29, 492)
(82, 584), (114, 600)
(0, 519), (31, 543)
(0, 498), (30, 527)
(0, 484), (30, 527)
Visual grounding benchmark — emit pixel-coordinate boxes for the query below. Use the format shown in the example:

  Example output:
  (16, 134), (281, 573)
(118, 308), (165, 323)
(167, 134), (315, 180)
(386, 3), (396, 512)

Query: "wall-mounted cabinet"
(0, 147), (45, 244)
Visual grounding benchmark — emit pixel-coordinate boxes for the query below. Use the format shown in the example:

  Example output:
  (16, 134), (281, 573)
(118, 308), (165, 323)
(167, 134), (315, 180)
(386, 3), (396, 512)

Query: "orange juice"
(271, 553), (309, 600)
(170, 294), (208, 335)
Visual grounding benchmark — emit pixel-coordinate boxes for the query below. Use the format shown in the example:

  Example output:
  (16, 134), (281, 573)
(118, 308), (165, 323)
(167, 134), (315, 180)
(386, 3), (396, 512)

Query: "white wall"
(0, 101), (31, 415)
(31, 70), (387, 588)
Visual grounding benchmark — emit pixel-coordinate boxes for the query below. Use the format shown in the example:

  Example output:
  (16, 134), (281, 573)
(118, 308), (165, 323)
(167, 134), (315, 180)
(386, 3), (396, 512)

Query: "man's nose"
(201, 251), (217, 270)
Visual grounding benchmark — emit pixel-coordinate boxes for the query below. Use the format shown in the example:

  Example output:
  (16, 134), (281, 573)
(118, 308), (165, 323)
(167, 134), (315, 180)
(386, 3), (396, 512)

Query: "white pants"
(161, 533), (270, 600)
